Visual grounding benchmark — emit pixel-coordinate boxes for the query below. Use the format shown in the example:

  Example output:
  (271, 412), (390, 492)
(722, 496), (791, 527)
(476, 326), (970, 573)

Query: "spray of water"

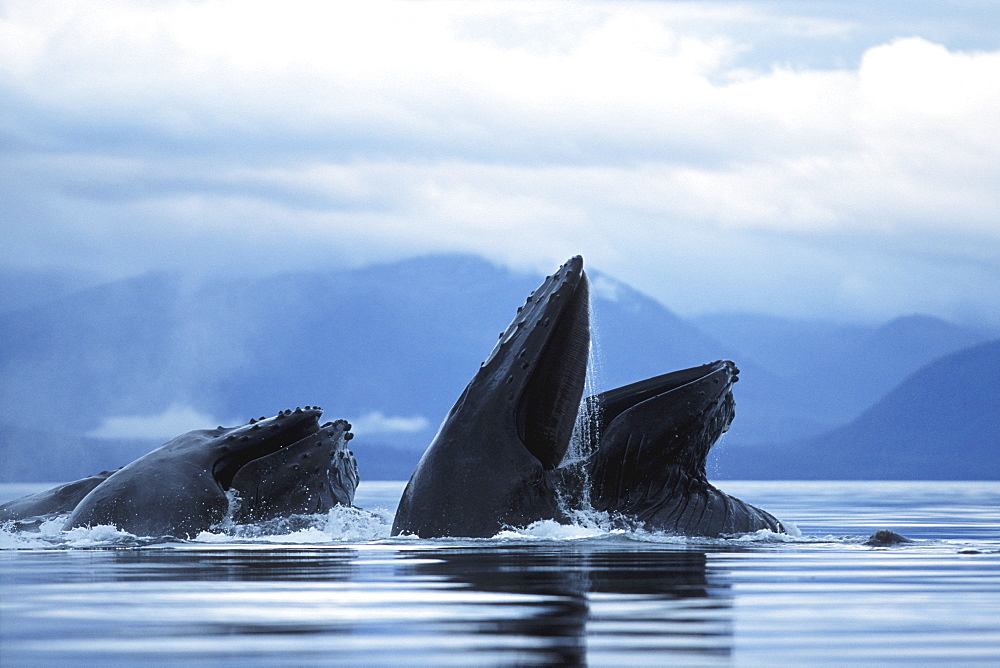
(554, 292), (606, 522)
(205, 489), (391, 541)
(210, 488), (244, 534)
(568, 290), (606, 462)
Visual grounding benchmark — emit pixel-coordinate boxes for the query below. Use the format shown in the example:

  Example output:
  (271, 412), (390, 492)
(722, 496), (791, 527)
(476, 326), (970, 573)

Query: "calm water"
(2, 480), (999, 666)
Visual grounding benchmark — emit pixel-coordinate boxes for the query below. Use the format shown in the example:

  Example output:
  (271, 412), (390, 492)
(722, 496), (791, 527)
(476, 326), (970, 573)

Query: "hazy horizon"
(4, 252), (1000, 331)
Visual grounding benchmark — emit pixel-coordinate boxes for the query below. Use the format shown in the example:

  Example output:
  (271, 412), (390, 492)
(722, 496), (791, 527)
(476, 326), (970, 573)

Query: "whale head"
(65, 407), (356, 537)
(392, 256), (591, 537)
(588, 360), (739, 482)
(581, 360), (783, 536)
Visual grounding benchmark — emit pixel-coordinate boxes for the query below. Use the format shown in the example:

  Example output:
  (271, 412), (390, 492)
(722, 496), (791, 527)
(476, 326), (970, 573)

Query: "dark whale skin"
(583, 361), (784, 537)
(0, 408), (357, 537)
(392, 256), (591, 538)
(391, 256), (784, 539)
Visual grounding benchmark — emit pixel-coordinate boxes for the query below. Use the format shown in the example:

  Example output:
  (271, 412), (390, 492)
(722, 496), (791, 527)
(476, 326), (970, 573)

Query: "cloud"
(86, 403), (229, 440)
(1, 1), (998, 324)
(348, 411), (430, 435)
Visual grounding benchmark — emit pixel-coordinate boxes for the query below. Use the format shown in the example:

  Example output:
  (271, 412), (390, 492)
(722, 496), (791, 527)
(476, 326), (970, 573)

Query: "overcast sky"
(2, 0), (998, 325)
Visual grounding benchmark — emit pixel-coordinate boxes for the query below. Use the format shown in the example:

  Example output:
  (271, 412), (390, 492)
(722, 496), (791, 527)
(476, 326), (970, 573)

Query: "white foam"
(2, 514), (144, 549)
(196, 504), (394, 544)
(0, 515), (887, 550)
(781, 520), (803, 537)
(729, 528), (802, 543)
(60, 524), (140, 547)
(192, 529), (234, 543)
(322, 505), (394, 542)
(37, 515), (71, 538)
(495, 519), (616, 540)
(207, 525), (336, 545)
(0, 503), (818, 549)
(1, 502), (394, 549)
(487, 515), (823, 546)
(0, 521), (52, 549)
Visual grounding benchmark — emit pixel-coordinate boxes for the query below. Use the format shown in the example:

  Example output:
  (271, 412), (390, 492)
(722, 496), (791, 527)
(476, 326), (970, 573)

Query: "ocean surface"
(2, 480), (999, 666)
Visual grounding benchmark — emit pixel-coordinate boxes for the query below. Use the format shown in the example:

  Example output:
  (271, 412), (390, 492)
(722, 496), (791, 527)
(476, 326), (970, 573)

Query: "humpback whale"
(582, 362), (784, 535)
(0, 470), (118, 525)
(1, 408), (358, 537)
(392, 256), (591, 538)
(392, 256), (783, 538)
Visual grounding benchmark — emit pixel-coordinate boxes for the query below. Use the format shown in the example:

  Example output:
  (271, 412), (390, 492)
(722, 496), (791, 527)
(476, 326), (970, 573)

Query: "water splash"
(0, 515), (150, 549)
(0, 512), (903, 549)
(0, 496), (392, 548)
(491, 516), (821, 545)
(494, 518), (617, 540)
(578, 288), (606, 459)
(210, 488), (244, 534)
(554, 292), (606, 520)
(198, 504), (393, 543)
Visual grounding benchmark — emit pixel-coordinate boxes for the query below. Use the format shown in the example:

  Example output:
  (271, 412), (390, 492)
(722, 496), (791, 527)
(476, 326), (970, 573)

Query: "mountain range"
(1, 254), (996, 481)
(712, 338), (1000, 479)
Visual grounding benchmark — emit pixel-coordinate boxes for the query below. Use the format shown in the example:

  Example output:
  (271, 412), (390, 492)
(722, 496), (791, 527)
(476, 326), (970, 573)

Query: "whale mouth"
(596, 360), (738, 429)
(514, 264), (591, 470)
(211, 408), (344, 490)
(466, 256), (590, 471)
(587, 360), (740, 483)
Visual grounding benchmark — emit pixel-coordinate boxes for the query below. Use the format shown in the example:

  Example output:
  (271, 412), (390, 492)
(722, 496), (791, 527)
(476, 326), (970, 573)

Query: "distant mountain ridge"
(694, 311), (992, 426)
(713, 338), (1000, 479)
(0, 254), (996, 481)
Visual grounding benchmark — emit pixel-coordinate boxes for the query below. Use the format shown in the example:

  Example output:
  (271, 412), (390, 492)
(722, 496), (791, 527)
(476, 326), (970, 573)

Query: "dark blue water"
(2, 481), (999, 666)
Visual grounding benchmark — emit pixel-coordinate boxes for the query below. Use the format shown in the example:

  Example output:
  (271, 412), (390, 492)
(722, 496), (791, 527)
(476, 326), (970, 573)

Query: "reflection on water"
(2, 481), (1000, 666)
(398, 545), (731, 664)
(3, 542), (739, 666)
(113, 547), (362, 582)
(1, 546), (360, 584)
